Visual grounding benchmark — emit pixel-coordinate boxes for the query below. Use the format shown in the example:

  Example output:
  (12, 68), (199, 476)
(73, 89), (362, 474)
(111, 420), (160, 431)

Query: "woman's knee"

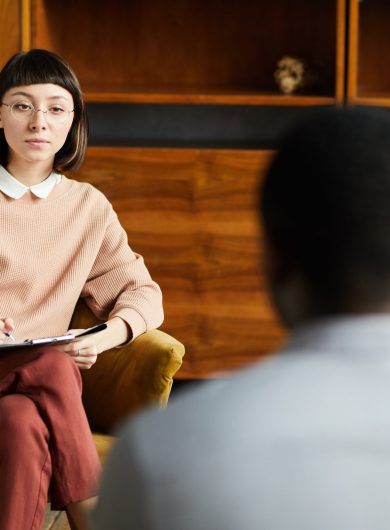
(24, 349), (82, 391)
(0, 394), (48, 453)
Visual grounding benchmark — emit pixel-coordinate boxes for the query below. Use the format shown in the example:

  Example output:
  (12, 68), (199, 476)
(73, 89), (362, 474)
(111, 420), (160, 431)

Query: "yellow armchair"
(70, 300), (185, 459)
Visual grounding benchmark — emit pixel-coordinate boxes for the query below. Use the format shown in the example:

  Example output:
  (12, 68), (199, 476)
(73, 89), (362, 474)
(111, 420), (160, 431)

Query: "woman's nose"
(29, 109), (47, 129)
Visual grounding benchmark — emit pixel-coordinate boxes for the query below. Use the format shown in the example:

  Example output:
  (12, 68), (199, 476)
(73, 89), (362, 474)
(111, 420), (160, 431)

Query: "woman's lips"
(25, 139), (50, 147)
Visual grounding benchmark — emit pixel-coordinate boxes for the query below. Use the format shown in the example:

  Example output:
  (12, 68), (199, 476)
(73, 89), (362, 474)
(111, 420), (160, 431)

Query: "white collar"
(0, 165), (62, 199)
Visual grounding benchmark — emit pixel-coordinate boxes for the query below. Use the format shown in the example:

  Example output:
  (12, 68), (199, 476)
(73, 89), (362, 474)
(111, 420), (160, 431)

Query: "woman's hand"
(61, 317), (131, 369)
(62, 330), (100, 369)
(0, 318), (15, 343)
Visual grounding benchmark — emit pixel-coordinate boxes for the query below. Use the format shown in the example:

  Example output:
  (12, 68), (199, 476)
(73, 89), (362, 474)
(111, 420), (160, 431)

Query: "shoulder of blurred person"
(92, 315), (390, 530)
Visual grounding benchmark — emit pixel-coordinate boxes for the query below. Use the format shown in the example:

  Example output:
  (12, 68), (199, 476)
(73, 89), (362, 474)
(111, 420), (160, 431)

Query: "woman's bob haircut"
(0, 49), (88, 172)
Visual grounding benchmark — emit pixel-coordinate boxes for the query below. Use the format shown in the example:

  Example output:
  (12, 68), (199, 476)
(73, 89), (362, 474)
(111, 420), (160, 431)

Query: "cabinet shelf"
(28, 0), (345, 106)
(84, 88), (338, 106)
(348, 0), (390, 105)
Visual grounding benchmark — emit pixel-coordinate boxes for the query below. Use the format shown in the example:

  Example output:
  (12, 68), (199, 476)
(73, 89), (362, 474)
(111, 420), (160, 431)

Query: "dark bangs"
(0, 50), (79, 97)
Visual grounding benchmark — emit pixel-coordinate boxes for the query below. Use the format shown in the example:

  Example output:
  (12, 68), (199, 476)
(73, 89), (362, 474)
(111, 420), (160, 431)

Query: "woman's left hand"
(62, 330), (100, 369)
(61, 317), (131, 370)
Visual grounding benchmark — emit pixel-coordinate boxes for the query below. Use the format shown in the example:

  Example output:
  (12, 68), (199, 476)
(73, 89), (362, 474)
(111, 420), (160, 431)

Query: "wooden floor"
(43, 506), (70, 530)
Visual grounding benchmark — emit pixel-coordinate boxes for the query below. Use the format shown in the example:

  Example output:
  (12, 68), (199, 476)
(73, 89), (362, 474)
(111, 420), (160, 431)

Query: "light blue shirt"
(92, 314), (390, 530)
(0, 165), (61, 199)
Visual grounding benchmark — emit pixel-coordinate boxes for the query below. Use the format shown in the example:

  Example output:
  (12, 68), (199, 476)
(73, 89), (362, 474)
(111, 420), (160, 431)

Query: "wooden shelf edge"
(21, 0), (31, 51)
(84, 92), (338, 106)
(348, 97), (390, 108)
(335, 0), (347, 103)
(347, 0), (359, 101)
(85, 146), (275, 157)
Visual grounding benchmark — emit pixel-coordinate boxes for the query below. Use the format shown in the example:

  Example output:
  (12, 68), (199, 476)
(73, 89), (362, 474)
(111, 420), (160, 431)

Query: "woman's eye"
(14, 102), (32, 111)
(49, 106), (65, 114)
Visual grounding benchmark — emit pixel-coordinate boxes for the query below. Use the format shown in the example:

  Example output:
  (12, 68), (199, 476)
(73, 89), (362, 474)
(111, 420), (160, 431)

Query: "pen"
(4, 332), (15, 342)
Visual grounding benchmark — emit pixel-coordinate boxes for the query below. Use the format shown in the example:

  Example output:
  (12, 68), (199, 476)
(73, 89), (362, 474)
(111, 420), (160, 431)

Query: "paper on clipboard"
(0, 323), (107, 351)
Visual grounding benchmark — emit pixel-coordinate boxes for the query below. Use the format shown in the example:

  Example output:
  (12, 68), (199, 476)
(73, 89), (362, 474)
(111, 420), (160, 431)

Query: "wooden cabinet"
(70, 147), (285, 378)
(348, 0), (390, 107)
(26, 0), (345, 105)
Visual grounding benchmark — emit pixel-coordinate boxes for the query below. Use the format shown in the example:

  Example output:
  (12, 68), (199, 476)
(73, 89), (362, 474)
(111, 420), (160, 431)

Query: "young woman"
(0, 49), (164, 530)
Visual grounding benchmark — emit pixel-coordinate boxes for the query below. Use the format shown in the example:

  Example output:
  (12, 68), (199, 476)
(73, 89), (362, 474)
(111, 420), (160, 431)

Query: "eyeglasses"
(1, 101), (74, 124)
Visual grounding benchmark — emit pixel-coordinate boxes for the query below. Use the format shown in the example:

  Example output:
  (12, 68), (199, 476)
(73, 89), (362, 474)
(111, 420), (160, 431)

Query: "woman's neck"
(5, 160), (54, 186)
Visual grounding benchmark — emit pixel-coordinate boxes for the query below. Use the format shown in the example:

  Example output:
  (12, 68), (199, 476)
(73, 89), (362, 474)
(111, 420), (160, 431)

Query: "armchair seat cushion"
(93, 433), (114, 463)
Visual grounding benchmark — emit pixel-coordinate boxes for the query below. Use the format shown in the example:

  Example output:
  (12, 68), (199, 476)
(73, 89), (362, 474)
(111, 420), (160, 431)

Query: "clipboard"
(0, 323), (107, 351)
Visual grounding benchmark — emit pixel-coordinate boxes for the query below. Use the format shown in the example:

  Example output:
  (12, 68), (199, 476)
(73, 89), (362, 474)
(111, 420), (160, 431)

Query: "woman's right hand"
(0, 318), (15, 342)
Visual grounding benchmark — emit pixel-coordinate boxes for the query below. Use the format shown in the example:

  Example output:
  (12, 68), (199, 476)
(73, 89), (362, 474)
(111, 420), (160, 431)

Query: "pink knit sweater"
(0, 176), (163, 342)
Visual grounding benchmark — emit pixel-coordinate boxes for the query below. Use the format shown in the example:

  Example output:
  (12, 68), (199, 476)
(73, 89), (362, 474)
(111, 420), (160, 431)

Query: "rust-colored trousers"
(0, 348), (101, 530)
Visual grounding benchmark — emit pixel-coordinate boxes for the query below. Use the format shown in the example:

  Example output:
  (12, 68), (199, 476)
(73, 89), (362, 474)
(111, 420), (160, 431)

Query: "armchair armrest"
(81, 329), (185, 433)
(70, 300), (185, 434)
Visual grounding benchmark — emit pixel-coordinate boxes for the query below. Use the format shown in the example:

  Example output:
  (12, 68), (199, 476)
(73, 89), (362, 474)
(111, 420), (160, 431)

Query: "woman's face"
(0, 83), (74, 170)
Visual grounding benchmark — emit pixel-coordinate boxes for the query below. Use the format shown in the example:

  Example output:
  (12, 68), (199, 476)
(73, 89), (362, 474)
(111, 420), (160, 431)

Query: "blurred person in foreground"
(92, 107), (390, 530)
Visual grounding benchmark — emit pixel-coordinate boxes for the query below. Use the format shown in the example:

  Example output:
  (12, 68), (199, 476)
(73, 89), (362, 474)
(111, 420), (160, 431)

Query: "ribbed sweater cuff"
(110, 307), (147, 343)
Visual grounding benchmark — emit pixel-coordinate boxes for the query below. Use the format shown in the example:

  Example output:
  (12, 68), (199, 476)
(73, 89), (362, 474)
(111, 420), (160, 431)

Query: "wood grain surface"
(71, 147), (286, 378)
(0, 0), (21, 68)
(348, 0), (390, 105)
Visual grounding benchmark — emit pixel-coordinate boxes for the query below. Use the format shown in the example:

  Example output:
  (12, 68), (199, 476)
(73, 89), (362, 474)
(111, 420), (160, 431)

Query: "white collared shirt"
(0, 165), (62, 199)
